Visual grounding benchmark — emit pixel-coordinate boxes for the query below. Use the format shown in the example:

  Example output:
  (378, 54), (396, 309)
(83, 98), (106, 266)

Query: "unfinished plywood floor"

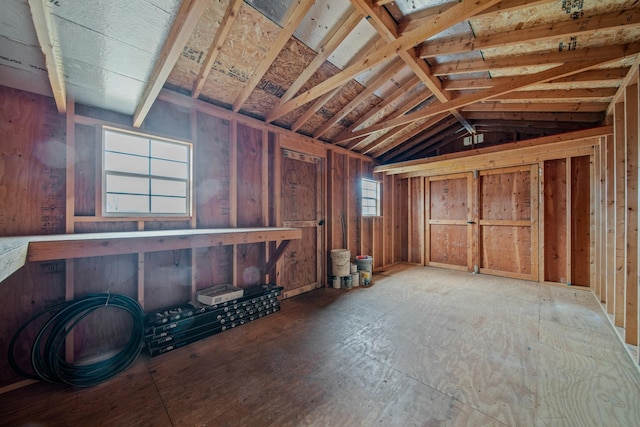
(1, 265), (639, 426)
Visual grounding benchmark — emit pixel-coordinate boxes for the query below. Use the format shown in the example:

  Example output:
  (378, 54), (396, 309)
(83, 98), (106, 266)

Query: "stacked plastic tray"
(144, 284), (282, 357)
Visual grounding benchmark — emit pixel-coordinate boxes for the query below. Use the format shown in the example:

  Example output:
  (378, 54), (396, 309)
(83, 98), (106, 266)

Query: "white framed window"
(102, 127), (192, 216)
(361, 178), (381, 217)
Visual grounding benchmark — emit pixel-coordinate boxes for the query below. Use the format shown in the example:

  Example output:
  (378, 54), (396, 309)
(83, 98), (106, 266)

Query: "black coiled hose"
(8, 293), (144, 387)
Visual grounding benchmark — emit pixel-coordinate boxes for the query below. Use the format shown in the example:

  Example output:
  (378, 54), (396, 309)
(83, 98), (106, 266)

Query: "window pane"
(151, 178), (187, 197)
(151, 158), (187, 179)
(105, 131), (149, 156)
(151, 196), (187, 214)
(105, 152), (149, 175)
(106, 193), (149, 213)
(106, 174), (149, 195)
(151, 140), (188, 162)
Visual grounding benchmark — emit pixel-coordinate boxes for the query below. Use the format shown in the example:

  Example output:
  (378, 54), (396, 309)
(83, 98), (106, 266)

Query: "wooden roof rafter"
(343, 47), (640, 142)
(433, 43), (640, 76)
(232, 0), (315, 112)
(442, 68), (630, 91)
(269, 0), (503, 121)
(313, 58), (407, 139)
(350, 0), (475, 134)
(289, 36), (387, 132)
(191, 0), (244, 99)
(265, 8), (363, 123)
(418, 7), (640, 58)
(133, 0), (209, 127)
(28, 0), (66, 113)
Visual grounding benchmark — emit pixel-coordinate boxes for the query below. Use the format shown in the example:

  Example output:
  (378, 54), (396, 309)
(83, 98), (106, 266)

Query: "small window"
(361, 178), (381, 217)
(103, 127), (192, 216)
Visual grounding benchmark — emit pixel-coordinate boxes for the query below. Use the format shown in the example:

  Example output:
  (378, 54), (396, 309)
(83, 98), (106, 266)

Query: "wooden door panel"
(478, 166), (537, 280)
(280, 150), (322, 297)
(427, 174), (472, 270)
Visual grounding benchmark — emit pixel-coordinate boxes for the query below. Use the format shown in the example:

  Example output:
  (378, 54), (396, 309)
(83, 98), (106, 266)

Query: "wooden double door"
(426, 165), (539, 281)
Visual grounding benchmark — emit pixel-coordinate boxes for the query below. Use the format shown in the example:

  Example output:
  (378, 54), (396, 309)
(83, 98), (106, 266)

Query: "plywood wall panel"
(142, 99), (191, 140)
(236, 243), (265, 287)
(481, 171), (531, 221)
(410, 177), (424, 264)
(430, 178), (467, 220)
(282, 227), (317, 290)
(73, 124), (97, 216)
(543, 159), (568, 282)
(571, 155), (591, 287)
(72, 253), (137, 360)
(282, 154), (317, 221)
(383, 174), (393, 267)
(348, 157), (361, 255)
(144, 249), (192, 312)
(195, 246), (233, 288)
(331, 153), (346, 248)
(394, 176), (406, 264)
(236, 124), (263, 227)
(398, 178), (409, 263)
(0, 86), (66, 236)
(481, 226), (532, 275)
(195, 112), (232, 228)
(430, 225), (467, 266)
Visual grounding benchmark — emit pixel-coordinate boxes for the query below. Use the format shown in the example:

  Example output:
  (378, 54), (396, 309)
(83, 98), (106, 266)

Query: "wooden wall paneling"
(326, 151), (335, 263)
(73, 124), (97, 217)
(194, 112), (232, 228)
(0, 262), (65, 387)
(530, 163), (540, 282)
(543, 159), (568, 283)
(268, 131), (281, 284)
(0, 87), (66, 236)
(538, 162), (545, 282)
(599, 139), (606, 300)
(570, 155), (592, 287)
(141, 99), (191, 141)
(348, 157), (361, 257)
(64, 100), (75, 361)
(625, 83), (638, 345)
(606, 134), (616, 314)
(384, 173), (394, 267)
(468, 171), (476, 273)
(614, 102), (627, 328)
(236, 124), (265, 287)
(471, 171), (480, 273)
(230, 120), (238, 285)
(332, 153), (346, 250)
(424, 177), (431, 266)
(479, 167), (534, 279)
(428, 174), (469, 270)
(318, 156), (325, 286)
(394, 176), (407, 264)
(399, 178), (409, 263)
(592, 148), (601, 297)
(409, 176), (424, 264)
(143, 249), (192, 312)
(566, 158), (572, 286)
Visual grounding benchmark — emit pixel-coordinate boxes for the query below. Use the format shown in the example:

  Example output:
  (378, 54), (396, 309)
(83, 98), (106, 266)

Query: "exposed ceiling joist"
(266, 8), (363, 123)
(374, 113), (456, 158)
(399, 0), (555, 35)
(607, 54), (640, 115)
(418, 8), (640, 58)
(232, 0), (315, 112)
(443, 68), (629, 91)
(463, 111), (605, 122)
(314, 58), (406, 138)
(337, 75), (423, 142)
(289, 36), (387, 132)
(460, 101), (608, 113)
(351, 0), (474, 134)
(345, 50), (640, 141)
(28, 0), (66, 113)
(271, 0), (503, 121)
(133, 0), (209, 128)
(192, 0), (243, 99)
(491, 87), (617, 101)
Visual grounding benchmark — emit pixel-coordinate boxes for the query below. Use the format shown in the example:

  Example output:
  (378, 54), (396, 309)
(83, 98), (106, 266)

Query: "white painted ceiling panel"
(49, 0), (177, 55)
(394, 0), (456, 15)
(0, 0), (39, 45)
(293, 0), (354, 52)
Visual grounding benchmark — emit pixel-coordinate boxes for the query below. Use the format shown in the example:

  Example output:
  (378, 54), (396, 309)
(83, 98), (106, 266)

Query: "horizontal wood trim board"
(283, 221), (319, 228)
(15, 228), (302, 263)
(375, 127), (610, 175)
(478, 269), (532, 281)
(479, 220), (531, 227)
(428, 262), (468, 271)
(429, 219), (469, 225)
(479, 165), (532, 175)
(398, 142), (597, 178)
(283, 282), (318, 299)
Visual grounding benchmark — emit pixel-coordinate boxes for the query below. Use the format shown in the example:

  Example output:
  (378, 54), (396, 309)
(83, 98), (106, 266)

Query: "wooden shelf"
(0, 228), (302, 284)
